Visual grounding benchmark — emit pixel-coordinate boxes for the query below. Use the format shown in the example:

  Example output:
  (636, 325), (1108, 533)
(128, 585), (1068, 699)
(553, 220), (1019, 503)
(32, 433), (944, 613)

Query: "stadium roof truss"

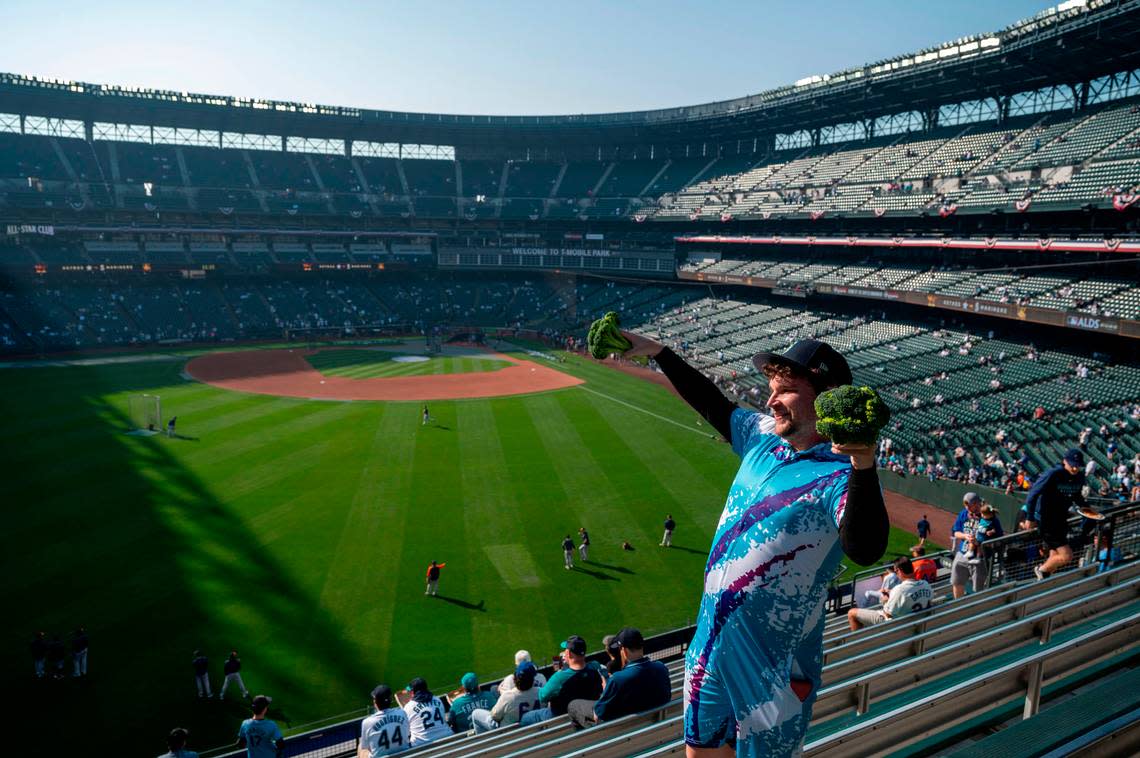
(0, 0), (1139, 157)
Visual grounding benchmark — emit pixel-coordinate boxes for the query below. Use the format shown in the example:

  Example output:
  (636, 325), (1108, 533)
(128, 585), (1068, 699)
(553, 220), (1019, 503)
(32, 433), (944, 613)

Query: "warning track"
(185, 348), (582, 401)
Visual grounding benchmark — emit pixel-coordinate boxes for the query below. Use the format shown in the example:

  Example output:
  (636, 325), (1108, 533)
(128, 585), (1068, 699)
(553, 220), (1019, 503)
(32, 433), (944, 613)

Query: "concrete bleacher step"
(813, 574), (1140, 723)
(548, 567), (1140, 758)
(883, 650), (1140, 758)
(825, 561), (1140, 665)
(804, 603), (1140, 756)
(932, 660), (1140, 758)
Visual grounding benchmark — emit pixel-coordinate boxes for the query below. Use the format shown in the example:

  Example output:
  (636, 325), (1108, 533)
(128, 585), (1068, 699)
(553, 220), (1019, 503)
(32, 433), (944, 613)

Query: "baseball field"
(1, 341), (924, 755)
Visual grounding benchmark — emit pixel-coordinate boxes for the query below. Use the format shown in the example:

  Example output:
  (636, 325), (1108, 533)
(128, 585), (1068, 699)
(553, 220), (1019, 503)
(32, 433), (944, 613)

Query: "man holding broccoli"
(611, 332), (889, 758)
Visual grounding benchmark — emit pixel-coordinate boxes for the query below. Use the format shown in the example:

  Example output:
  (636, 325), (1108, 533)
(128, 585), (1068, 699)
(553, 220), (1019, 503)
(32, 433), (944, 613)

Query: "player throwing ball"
(614, 334), (889, 757)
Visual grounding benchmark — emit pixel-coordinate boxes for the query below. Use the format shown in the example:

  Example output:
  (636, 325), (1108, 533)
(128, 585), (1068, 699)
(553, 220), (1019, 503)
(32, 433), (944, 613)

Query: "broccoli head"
(814, 385), (891, 446)
(587, 311), (633, 359)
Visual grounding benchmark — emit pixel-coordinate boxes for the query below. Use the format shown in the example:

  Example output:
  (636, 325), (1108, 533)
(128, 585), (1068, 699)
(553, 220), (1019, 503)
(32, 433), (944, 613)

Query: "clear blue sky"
(0, 0), (1056, 115)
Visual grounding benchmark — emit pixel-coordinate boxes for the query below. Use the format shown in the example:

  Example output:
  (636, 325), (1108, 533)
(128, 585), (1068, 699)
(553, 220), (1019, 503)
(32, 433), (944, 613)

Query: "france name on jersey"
(360, 707), (410, 756)
(684, 408), (852, 755)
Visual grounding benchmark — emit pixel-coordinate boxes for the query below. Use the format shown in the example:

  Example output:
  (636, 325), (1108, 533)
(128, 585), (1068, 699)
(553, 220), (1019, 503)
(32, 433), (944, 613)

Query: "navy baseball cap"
(612, 627), (645, 650)
(515, 661), (537, 688)
(371, 684), (393, 707)
(753, 340), (852, 388)
(561, 635), (587, 655)
(1063, 448), (1085, 467)
(405, 677), (428, 694)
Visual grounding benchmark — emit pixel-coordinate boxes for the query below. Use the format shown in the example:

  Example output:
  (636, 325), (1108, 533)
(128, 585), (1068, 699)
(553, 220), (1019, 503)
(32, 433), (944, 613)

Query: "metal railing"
(985, 499), (1140, 586)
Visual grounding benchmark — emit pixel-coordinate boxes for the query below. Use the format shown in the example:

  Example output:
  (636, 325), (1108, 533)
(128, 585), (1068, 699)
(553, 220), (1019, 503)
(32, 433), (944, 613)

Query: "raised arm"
(836, 452), (890, 566)
(621, 332), (736, 441)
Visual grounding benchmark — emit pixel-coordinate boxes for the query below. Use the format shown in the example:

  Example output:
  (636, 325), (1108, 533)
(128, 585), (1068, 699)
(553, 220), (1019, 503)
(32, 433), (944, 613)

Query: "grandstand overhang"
(3, 1), (1140, 152)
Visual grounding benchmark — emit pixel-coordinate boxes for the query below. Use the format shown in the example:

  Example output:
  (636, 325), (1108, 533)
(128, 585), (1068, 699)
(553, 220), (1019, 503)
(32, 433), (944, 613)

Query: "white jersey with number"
(403, 696), (450, 746)
(883, 578), (933, 618)
(359, 706), (410, 756)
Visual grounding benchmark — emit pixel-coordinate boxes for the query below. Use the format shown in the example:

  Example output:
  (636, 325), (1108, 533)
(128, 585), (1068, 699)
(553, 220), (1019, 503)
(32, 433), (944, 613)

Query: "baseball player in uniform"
(358, 684), (410, 757)
(661, 515), (676, 547)
(562, 535), (575, 570)
(425, 561), (445, 596)
(578, 527), (590, 561)
(192, 650), (212, 699)
(220, 650), (250, 701)
(615, 335), (889, 757)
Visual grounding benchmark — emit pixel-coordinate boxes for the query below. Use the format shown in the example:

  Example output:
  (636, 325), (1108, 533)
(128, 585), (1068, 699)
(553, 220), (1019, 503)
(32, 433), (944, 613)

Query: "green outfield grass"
(305, 348), (512, 378)
(1, 346), (923, 755)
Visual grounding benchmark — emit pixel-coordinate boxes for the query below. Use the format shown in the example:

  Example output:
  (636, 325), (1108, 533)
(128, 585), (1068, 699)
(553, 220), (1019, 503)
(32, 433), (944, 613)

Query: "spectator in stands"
(847, 557), (933, 630)
(496, 650), (547, 696)
(446, 672), (497, 733)
(950, 493), (994, 599)
(965, 504), (1002, 563)
(600, 634), (623, 676)
(567, 628), (671, 729)
(520, 635), (603, 726)
(157, 727), (198, 758)
(864, 564), (901, 606)
(402, 678), (451, 746)
(910, 546), (938, 583)
(358, 684), (409, 757)
(916, 514), (930, 546)
(236, 695), (282, 758)
(471, 661), (542, 734)
(1093, 526), (1123, 573)
(1026, 449), (1088, 581)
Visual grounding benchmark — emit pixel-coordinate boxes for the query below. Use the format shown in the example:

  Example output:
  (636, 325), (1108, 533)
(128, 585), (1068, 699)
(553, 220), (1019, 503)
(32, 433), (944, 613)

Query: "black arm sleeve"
(839, 467), (890, 565)
(654, 347), (737, 441)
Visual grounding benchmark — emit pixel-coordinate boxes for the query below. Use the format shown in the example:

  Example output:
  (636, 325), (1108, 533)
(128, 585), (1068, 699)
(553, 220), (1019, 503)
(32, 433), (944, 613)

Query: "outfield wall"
(879, 471), (1024, 526)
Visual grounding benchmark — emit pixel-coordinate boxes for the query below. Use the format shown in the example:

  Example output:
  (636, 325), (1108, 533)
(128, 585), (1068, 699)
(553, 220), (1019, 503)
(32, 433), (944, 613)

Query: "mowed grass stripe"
(560, 387), (730, 530)
(458, 401), (555, 672)
(491, 397), (586, 648)
(386, 402), (477, 683)
(323, 404), (419, 688)
(517, 394), (629, 627)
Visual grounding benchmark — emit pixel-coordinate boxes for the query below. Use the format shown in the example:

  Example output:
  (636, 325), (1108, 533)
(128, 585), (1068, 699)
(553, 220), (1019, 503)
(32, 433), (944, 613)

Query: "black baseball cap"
(251, 695), (272, 712)
(405, 677), (428, 694)
(1063, 448), (1085, 467)
(560, 635), (587, 656)
(753, 339), (852, 388)
(611, 627), (645, 650)
(371, 684), (393, 707)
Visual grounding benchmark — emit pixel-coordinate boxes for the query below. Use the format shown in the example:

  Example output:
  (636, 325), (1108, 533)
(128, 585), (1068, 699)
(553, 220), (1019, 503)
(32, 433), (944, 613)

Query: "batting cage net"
(127, 393), (162, 435)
